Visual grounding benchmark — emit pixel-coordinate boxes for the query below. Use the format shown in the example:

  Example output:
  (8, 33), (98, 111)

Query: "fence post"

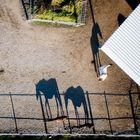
(86, 91), (96, 133)
(88, 0), (95, 24)
(74, 0), (78, 23)
(63, 92), (72, 133)
(129, 90), (138, 134)
(135, 84), (140, 113)
(39, 94), (48, 133)
(9, 92), (18, 133)
(104, 91), (113, 134)
(21, 0), (29, 19)
(31, 0), (35, 15)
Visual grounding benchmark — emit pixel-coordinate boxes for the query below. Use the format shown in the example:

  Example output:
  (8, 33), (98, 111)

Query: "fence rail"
(0, 91), (139, 135)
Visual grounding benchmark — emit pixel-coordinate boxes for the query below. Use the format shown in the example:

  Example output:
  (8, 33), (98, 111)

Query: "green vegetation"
(35, 10), (76, 22)
(31, 20), (75, 28)
(34, 0), (82, 23)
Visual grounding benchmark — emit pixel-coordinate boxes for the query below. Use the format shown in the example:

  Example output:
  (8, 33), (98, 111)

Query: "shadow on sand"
(35, 78), (66, 133)
(64, 86), (95, 133)
(90, 23), (103, 76)
(89, 0), (103, 76)
(35, 78), (65, 120)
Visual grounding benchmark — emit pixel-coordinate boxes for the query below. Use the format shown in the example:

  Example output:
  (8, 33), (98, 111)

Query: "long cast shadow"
(90, 23), (103, 76)
(35, 78), (65, 120)
(88, 0), (95, 24)
(88, 0), (103, 76)
(64, 86), (94, 132)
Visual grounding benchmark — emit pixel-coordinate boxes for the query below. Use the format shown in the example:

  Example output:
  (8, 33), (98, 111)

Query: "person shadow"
(90, 22), (103, 76)
(64, 86), (94, 132)
(35, 78), (65, 120)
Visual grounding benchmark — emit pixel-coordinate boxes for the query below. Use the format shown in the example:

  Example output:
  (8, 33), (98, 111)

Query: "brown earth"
(0, 0), (135, 93)
(0, 0), (139, 134)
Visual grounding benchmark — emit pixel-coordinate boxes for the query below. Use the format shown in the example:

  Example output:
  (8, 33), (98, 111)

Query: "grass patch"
(31, 20), (75, 28)
(33, 0), (83, 23)
(35, 10), (76, 23)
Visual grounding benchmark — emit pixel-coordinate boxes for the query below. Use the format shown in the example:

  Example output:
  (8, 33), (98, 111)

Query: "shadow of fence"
(0, 91), (140, 135)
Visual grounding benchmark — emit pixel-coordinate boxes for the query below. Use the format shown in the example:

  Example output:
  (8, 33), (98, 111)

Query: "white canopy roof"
(101, 5), (140, 86)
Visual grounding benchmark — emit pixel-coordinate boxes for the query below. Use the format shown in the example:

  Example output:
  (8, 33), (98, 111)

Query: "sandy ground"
(0, 0), (135, 93)
(0, 0), (139, 134)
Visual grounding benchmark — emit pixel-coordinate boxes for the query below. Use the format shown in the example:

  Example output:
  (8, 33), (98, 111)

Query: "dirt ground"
(0, 0), (139, 134)
(0, 0), (136, 93)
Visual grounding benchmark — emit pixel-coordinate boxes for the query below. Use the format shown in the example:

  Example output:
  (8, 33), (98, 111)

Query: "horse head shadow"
(36, 78), (64, 119)
(64, 86), (89, 127)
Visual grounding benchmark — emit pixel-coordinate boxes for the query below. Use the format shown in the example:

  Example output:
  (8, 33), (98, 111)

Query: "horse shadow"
(64, 86), (94, 131)
(90, 22), (103, 76)
(35, 78), (65, 120)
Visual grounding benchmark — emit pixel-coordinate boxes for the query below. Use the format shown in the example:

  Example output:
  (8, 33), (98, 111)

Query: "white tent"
(101, 4), (140, 86)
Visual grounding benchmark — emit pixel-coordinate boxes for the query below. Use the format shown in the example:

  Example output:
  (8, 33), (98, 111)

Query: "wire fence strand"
(0, 91), (139, 135)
